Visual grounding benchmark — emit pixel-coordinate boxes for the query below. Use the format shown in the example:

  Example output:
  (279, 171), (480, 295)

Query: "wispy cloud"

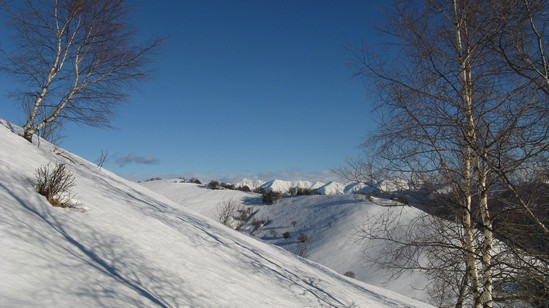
(115, 154), (159, 167)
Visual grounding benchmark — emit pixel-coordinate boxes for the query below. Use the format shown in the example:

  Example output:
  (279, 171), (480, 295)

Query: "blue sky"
(0, 1), (386, 182)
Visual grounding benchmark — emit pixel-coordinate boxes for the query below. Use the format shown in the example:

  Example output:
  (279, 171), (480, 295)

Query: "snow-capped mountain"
(233, 178), (383, 196)
(259, 179), (326, 193)
(234, 178), (265, 190)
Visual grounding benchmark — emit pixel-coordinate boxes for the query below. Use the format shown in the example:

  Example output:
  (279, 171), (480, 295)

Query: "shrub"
(95, 149), (108, 170)
(250, 217), (270, 235)
(262, 190), (283, 205)
(208, 180), (221, 190)
(297, 233), (309, 243)
(237, 185), (252, 192)
(35, 162), (76, 208)
(344, 271), (355, 279)
(282, 231), (291, 239)
(217, 199), (240, 226)
(288, 187), (298, 196)
(269, 230), (278, 238)
(143, 177), (162, 182)
(237, 208), (250, 222)
(189, 177), (202, 184)
(391, 195), (410, 205)
(251, 217), (270, 228)
(220, 182), (236, 190)
(296, 241), (309, 258)
(288, 187), (320, 196)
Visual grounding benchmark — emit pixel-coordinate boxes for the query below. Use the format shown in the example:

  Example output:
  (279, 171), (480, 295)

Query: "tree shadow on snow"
(0, 176), (190, 307)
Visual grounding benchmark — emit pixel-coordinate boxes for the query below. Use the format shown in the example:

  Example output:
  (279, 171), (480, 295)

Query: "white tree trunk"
(453, 0), (492, 305)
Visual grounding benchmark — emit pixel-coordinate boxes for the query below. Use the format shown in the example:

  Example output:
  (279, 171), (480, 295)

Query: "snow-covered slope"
(0, 120), (431, 307)
(143, 181), (431, 303)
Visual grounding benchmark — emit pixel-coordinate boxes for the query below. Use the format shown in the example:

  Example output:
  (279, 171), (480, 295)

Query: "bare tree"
(0, 0), (161, 142)
(39, 120), (65, 144)
(352, 0), (548, 306)
(217, 199), (244, 229)
(95, 148), (109, 170)
(493, 0), (549, 95)
(332, 156), (382, 186)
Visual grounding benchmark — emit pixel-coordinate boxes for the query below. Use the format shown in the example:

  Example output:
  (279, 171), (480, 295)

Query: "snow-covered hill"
(0, 119), (431, 307)
(143, 181), (431, 303)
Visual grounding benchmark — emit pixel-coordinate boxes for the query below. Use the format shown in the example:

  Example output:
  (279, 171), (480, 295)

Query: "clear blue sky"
(0, 1), (386, 182)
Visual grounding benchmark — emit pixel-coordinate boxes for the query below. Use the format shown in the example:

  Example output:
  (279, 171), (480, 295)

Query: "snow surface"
(143, 182), (431, 303)
(0, 119), (432, 307)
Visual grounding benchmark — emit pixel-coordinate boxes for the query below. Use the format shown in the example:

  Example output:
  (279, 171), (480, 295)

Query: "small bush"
(35, 162), (76, 208)
(237, 185), (252, 192)
(288, 187), (320, 196)
(236, 208), (250, 222)
(251, 217), (270, 228)
(95, 149), (108, 170)
(269, 230), (278, 238)
(291, 221), (298, 228)
(176, 177), (203, 184)
(282, 231), (291, 239)
(189, 177), (202, 184)
(208, 180), (221, 190)
(250, 217), (270, 235)
(297, 233), (309, 243)
(391, 195), (409, 205)
(262, 190), (283, 205)
(344, 271), (355, 279)
(220, 182), (236, 190)
(143, 177), (162, 182)
(296, 241), (309, 258)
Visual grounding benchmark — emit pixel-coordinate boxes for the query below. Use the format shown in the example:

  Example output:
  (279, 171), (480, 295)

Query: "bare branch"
(0, 0), (162, 142)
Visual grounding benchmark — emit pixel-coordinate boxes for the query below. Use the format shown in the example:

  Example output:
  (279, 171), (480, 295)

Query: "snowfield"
(0, 119), (431, 307)
(143, 183), (430, 302)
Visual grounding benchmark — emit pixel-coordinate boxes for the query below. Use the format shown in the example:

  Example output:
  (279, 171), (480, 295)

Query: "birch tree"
(353, 0), (548, 306)
(0, 0), (161, 142)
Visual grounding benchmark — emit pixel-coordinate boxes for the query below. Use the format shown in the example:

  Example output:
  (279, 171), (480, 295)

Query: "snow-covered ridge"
(234, 178), (266, 190)
(234, 178), (384, 195)
(0, 119), (431, 307)
(259, 179), (325, 193)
